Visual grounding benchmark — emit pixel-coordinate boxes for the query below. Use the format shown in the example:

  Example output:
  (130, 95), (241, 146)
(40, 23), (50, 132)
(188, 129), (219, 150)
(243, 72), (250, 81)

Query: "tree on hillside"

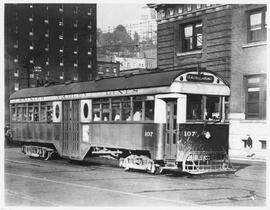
(97, 24), (140, 55)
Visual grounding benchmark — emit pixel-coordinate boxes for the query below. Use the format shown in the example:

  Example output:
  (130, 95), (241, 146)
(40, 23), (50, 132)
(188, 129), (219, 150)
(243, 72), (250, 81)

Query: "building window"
(181, 21), (202, 52)
(14, 26), (18, 34)
(88, 22), (92, 29)
(45, 43), (49, 51)
(30, 57), (34, 64)
(177, 7), (183, 14)
(247, 8), (267, 43)
(74, 61), (78, 67)
(60, 58), (64, 66)
(197, 4), (202, 9)
(59, 32), (64, 40)
(59, 46), (64, 53)
(29, 15), (33, 22)
(59, 72), (64, 80)
(44, 17), (49, 24)
(87, 8), (92, 15)
(59, 18), (64, 26)
(45, 29), (49, 38)
(13, 40), (18, 48)
(169, 9), (174, 16)
(59, 4), (63, 12)
(74, 6), (79, 14)
(259, 140), (267, 149)
(29, 28), (34, 37)
(14, 55), (18, 63)
(14, 69), (19, 77)
(88, 61), (92, 69)
(74, 33), (78, 41)
(74, 19), (78, 28)
(29, 73), (34, 79)
(74, 73), (78, 81)
(45, 57), (49, 65)
(14, 83), (19, 91)
(29, 42), (34, 50)
(187, 4), (192, 12)
(245, 75), (266, 119)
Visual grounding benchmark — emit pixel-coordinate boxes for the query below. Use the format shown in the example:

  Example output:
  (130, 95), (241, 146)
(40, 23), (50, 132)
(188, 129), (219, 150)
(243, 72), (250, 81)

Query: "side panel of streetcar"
(81, 122), (166, 160)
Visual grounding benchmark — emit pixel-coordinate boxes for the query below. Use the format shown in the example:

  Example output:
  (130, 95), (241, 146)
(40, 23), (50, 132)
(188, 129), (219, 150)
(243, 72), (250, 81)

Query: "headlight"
(203, 131), (211, 139)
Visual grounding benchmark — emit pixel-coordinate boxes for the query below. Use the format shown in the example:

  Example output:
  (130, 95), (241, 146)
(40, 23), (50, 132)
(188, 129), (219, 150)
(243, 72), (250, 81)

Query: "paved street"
(4, 145), (266, 206)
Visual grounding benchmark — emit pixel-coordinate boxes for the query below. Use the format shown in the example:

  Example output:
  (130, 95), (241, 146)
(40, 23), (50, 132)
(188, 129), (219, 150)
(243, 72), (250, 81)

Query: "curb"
(230, 157), (266, 163)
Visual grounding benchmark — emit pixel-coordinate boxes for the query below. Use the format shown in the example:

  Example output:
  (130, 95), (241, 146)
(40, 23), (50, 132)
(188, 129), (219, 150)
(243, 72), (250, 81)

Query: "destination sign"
(186, 74), (214, 83)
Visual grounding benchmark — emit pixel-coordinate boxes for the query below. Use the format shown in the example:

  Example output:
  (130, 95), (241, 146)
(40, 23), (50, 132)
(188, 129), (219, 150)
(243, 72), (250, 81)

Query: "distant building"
(114, 56), (146, 71)
(4, 3), (97, 123)
(97, 61), (120, 78)
(118, 68), (153, 76)
(139, 48), (157, 69)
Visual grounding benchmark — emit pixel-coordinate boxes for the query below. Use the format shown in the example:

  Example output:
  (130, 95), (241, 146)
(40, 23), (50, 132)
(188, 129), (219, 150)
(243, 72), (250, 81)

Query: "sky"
(97, 3), (146, 31)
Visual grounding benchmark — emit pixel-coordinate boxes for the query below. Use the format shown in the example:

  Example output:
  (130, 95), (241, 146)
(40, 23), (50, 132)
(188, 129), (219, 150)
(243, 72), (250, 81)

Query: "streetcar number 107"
(184, 131), (197, 137)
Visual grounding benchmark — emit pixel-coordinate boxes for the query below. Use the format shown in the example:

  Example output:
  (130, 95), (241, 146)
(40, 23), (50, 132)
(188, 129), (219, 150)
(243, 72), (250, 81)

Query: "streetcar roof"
(10, 68), (229, 100)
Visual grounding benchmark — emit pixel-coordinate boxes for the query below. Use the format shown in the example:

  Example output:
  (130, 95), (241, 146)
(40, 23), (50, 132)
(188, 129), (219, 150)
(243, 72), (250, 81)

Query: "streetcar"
(9, 68), (236, 175)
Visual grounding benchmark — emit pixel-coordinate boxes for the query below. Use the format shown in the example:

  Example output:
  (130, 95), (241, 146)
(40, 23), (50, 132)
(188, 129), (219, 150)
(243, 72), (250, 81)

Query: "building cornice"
(156, 4), (232, 25)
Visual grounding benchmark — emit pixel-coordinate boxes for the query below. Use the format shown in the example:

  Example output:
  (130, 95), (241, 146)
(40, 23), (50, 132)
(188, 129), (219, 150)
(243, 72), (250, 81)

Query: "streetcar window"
(40, 102), (47, 121)
(133, 99), (142, 121)
(22, 105), (27, 121)
(112, 98), (121, 121)
(11, 104), (16, 121)
(187, 95), (222, 121)
(224, 96), (230, 121)
(92, 100), (101, 121)
(55, 104), (59, 120)
(83, 103), (89, 119)
(28, 103), (34, 121)
(17, 105), (23, 121)
(187, 95), (203, 120)
(122, 97), (131, 121)
(47, 103), (53, 123)
(205, 96), (221, 121)
(91, 95), (154, 122)
(34, 104), (39, 121)
(145, 100), (154, 121)
(102, 102), (110, 121)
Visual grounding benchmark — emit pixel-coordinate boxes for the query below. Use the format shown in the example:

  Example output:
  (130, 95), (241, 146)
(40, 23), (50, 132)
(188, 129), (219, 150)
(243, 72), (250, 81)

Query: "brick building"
(229, 5), (267, 159)
(150, 4), (267, 159)
(4, 3), (97, 123)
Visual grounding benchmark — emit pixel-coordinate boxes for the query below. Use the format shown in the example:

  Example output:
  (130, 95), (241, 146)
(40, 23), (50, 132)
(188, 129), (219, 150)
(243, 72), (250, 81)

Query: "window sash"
(245, 75), (266, 119)
(247, 8), (266, 42)
(182, 22), (202, 52)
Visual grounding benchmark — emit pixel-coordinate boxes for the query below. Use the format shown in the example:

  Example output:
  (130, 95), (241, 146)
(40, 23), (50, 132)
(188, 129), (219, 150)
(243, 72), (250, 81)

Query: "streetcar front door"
(165, 100), (177, 159)
(62, 100), (80, 159)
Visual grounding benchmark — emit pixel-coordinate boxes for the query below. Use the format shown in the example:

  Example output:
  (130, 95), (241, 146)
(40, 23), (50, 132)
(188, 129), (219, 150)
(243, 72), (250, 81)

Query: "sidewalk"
(229, 149), (267, 163)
